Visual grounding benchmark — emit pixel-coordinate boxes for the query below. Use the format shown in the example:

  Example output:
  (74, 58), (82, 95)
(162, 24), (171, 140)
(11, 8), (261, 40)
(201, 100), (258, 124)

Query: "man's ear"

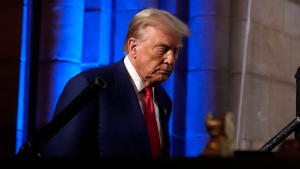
(128, 38), (137, 58)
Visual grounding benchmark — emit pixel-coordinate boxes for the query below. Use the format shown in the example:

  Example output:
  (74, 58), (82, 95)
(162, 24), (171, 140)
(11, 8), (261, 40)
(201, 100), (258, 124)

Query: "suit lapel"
(112, 60), (148, 135)
(154, 86), (172, 156)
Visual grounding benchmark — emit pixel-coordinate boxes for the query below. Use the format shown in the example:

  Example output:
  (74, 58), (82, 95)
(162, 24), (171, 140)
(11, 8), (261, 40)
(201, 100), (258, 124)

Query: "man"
(40, 8), (191, 158)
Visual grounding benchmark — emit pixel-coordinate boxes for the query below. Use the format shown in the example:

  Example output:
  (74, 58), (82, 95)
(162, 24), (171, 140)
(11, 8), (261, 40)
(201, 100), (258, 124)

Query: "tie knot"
(144, 86), (152, 96)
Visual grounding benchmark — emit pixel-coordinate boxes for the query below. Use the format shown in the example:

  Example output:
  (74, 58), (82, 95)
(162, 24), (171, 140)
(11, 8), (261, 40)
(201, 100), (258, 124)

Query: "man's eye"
(157, 47), (168, 54)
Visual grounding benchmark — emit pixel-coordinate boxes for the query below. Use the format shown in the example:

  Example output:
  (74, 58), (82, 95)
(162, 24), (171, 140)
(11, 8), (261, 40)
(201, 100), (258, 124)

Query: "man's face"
(129, 26), (183, 87)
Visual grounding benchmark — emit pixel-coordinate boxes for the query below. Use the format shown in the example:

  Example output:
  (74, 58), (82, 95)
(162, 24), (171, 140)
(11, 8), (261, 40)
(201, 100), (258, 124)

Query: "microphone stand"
(258, 66), (300, 152)
(15, 77), (107, 158)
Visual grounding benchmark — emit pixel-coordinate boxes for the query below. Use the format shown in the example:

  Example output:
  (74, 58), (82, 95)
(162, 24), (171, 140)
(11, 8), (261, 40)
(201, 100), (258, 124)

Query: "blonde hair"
(123, 8), (191, 54)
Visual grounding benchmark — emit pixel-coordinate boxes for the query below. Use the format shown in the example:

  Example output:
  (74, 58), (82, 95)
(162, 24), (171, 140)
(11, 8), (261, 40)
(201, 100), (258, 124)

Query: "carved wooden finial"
(202, 112), (235, 156)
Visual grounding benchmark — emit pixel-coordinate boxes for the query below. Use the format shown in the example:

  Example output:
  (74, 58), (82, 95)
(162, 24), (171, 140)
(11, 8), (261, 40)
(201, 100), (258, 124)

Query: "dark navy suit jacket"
(40, 57), (172, 158)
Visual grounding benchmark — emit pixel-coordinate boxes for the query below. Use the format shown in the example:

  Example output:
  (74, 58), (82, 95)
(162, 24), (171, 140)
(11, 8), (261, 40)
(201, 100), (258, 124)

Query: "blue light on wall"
(16, 0), (28, 153)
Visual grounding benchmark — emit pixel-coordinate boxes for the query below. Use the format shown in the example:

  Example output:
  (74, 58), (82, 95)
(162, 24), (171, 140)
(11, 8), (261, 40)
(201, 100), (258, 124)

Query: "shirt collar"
(124, 55), (144, 92)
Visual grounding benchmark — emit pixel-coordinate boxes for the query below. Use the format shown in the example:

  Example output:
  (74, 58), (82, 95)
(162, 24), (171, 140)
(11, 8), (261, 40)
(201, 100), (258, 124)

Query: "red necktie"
(144, 86), (161, 157)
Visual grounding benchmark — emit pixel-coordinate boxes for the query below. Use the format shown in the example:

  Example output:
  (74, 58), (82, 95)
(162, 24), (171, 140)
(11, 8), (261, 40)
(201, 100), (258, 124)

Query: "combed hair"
(123, 8), (191, 54)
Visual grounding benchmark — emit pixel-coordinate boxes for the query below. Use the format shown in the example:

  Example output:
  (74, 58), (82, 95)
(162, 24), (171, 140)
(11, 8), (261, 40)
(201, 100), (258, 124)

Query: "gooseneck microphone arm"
(15, 77), (107, 158)
(258, 117), (300, 152)
(258, 66), (300, 152)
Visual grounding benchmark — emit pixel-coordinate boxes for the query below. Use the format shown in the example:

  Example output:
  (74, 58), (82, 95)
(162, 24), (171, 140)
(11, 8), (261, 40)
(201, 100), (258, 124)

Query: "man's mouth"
(157, 69), (170, 74)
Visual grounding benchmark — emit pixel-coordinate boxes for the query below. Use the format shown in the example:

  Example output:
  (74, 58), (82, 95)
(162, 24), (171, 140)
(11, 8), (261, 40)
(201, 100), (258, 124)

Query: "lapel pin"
(164, 108), (167, 115)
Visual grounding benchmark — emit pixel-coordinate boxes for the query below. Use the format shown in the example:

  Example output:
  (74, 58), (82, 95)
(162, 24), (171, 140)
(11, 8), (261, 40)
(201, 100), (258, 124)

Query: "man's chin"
(158, 75), (169, 82)
(150, 74), (170, 84)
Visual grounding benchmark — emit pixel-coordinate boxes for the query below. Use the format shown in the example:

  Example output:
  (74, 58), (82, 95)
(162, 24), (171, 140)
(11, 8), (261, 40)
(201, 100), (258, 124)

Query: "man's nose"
(164, 51), (177, 65)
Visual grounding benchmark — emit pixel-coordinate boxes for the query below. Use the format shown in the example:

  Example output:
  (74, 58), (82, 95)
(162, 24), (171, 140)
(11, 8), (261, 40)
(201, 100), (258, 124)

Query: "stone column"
(183, 0), (231, 156)
(36, 0), (84, 130)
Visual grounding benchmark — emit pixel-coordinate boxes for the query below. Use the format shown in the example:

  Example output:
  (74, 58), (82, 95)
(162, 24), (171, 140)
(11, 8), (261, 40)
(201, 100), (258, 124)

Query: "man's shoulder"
(78, 64), (113, 80)
(80, 58), (125, 75)
(76, 59), (125, 83)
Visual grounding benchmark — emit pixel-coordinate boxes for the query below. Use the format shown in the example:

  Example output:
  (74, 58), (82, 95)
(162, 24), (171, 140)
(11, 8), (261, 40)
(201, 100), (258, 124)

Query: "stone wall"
(230, 0), (300, 151)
